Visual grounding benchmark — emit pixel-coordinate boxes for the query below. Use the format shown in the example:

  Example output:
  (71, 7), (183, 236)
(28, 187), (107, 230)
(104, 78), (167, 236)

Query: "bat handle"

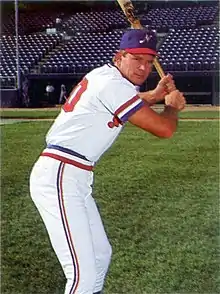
(153, 57), (165, 79)
(154, 57), (175, 94)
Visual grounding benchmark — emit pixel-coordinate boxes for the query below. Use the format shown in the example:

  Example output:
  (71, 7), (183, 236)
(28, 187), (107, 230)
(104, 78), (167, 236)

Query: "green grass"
(0, 108), (219, 119)
(1, 121), (219, 294)
(0, 108), (60, 119)
(179, 111), (219, 119)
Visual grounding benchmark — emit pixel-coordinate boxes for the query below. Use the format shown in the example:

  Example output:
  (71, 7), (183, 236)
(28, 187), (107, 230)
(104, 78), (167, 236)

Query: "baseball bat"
(116, 0), (165, 78)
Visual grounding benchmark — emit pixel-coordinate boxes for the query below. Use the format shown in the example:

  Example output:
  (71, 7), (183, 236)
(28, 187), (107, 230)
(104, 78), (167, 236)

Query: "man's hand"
(152, 74), (176, 101)
(165, 90), (186, 111)
(138, 74), (177, 106)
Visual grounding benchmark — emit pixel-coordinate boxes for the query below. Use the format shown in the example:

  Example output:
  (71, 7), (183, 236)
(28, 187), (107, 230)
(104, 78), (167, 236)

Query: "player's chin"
(132, 76), (146, 86)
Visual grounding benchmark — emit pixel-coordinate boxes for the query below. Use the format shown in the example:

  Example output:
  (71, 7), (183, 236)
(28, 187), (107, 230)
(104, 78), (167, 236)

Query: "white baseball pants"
(29, 156), (112, 294)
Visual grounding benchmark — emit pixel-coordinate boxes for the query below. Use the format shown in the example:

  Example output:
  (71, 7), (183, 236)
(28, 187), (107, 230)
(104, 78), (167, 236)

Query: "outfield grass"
(179, 111), (219, 119)
(0, 108), (219, 119)
(0, 108), (60, 119)
(1, 120), (219, 294)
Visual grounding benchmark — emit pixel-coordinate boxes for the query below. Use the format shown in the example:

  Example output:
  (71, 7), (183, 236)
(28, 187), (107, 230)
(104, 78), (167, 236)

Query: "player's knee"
(93, 244), (112, 293)
(65, 263), (97, 294)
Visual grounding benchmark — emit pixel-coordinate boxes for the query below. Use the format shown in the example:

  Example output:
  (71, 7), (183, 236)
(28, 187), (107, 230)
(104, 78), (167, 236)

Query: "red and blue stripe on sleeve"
(114, 95), (145, 123)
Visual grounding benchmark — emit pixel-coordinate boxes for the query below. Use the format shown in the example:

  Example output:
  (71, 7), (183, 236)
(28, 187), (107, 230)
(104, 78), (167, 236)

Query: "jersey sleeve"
(98, 79), (145, 123)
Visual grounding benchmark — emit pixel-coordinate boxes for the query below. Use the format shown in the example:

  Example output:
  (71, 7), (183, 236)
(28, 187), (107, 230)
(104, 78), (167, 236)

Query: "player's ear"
(113, 50), (125, 65)
(113, 51), (120, 63)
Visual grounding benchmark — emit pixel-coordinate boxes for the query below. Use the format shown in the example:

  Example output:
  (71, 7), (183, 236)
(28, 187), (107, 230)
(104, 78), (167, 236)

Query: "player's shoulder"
(87, 63), (118, 80)
(87, 63), (134, 89)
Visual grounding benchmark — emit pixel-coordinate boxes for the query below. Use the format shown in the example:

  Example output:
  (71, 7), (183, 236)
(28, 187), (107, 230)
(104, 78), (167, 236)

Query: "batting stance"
(30, 29), (186, 294)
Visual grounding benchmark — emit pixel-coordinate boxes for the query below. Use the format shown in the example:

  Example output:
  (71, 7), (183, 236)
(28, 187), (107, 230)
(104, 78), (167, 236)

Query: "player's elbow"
(149, 122), (177, 139)
(160, 128), (174, 139)
(158, 123), (177, 139)
(128, 105), (177, 138)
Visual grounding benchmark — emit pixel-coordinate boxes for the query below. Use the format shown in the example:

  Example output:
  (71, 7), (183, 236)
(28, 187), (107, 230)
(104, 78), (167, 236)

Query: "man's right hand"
(165, 90), (186, 111)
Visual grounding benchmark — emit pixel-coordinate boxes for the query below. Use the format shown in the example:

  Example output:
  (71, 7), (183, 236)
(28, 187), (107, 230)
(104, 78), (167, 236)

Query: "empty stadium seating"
(1, 33), (62, 78)
(40, 30), (123, 74)
(39, 25), (219, 74)
(61, 10), (127, 34)
(0, 2), (219, 91)
(2, 10), (69, 35)
(141, 5), (218, 32)
(158, 26), (219, 71)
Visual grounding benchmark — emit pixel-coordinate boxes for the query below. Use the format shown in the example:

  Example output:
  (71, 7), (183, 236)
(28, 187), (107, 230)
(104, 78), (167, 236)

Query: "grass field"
(0, 107), (219, 119)
(1, 115), (219, 293)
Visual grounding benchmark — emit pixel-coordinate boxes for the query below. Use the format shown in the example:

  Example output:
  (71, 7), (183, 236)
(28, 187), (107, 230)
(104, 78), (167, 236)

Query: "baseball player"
(29, 28), (186, 294)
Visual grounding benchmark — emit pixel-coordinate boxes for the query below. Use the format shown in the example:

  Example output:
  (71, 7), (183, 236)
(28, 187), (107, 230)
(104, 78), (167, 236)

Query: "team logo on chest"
(107, 116), (122, 128)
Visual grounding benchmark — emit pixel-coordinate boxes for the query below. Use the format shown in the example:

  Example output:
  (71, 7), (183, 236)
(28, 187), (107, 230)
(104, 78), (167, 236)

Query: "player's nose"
(139, 64), (146, 71)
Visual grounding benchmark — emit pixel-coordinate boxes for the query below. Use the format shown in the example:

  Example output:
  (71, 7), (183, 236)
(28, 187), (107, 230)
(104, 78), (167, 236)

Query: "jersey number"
(63, 78), (88, 112)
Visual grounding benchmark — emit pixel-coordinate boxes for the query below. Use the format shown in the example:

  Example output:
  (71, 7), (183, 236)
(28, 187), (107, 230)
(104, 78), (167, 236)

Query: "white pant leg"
(29, 156), (97, 294)
(85, 196), (112, 293)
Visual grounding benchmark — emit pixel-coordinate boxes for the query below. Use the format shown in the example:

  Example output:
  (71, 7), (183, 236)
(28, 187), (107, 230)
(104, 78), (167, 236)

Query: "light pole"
(14, 0), (21, 90)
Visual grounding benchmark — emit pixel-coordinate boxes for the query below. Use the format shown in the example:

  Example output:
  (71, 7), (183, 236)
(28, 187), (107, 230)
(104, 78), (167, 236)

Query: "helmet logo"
(139, 34), (152, 44)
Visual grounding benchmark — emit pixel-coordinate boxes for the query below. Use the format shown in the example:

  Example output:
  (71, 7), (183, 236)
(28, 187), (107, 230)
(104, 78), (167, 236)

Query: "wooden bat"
(116, 0), (165, 78)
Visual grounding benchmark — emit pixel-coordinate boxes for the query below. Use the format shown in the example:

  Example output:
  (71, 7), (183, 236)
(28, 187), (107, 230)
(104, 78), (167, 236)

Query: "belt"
(40, 144), (94, 171)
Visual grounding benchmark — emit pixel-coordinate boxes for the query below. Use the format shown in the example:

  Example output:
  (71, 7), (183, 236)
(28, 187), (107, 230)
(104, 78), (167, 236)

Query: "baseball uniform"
(30, 63), (145, 294)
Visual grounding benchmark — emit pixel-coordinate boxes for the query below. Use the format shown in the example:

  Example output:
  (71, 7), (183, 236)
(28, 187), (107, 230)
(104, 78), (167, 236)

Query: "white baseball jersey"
(31, 63), (147, 294)
(45, 63), (145, 164)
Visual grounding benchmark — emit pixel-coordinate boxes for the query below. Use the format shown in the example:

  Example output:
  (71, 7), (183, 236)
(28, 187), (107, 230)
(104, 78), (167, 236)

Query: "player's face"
(120, 53), (154, 85)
